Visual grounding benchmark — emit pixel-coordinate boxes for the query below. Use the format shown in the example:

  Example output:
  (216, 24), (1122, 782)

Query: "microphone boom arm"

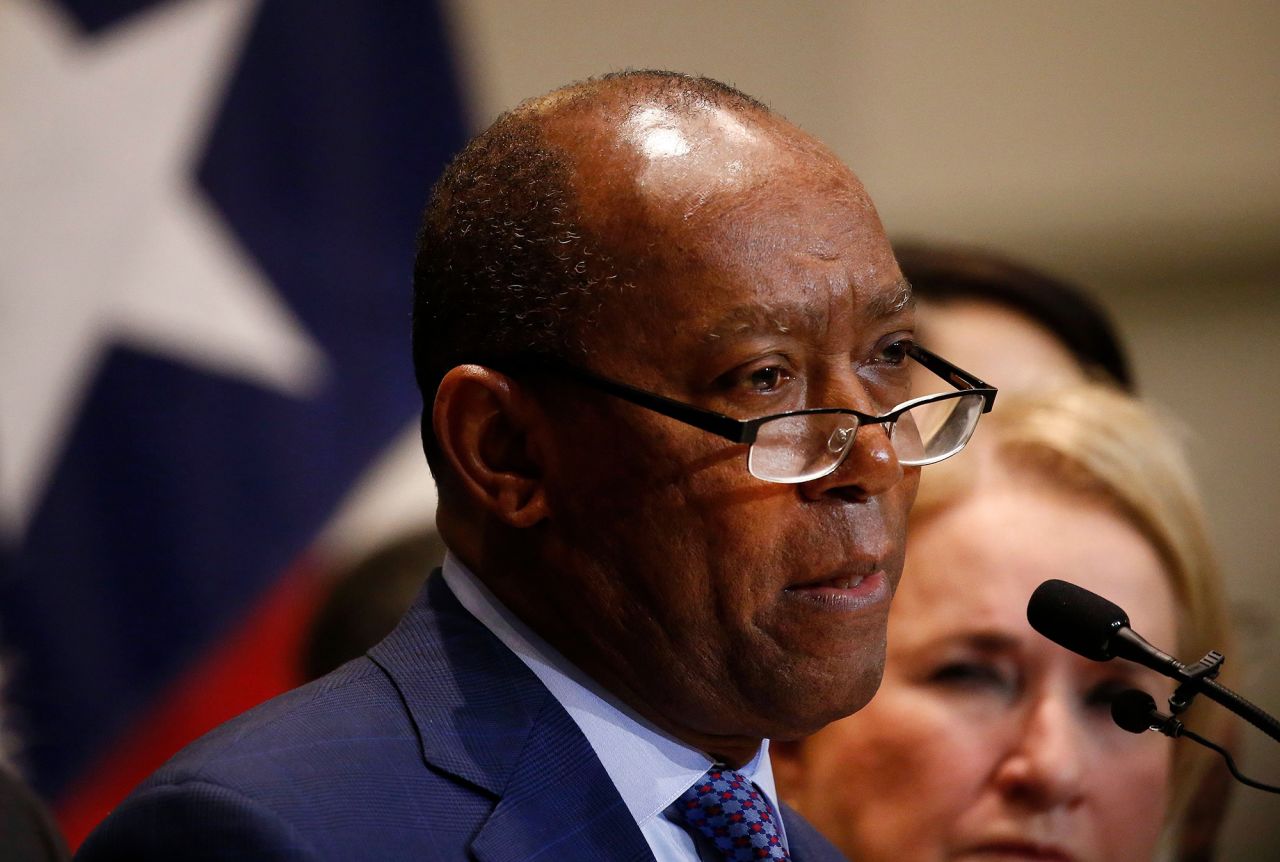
(1112, 628), (1280, 742)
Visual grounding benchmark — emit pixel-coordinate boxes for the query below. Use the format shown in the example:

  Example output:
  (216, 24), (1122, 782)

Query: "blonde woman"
(774, 385), (1232, 862)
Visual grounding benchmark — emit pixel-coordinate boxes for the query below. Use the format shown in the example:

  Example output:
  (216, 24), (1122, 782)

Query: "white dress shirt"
(441, 553), (787, 862)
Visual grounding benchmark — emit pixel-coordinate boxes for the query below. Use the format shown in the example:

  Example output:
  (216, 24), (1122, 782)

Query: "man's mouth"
(797, 572), (866, 590)
(783, 566), (889, 609)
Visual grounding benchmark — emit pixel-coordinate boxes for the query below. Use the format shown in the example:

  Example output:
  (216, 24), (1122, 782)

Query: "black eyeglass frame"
(487, 343), (996, 448)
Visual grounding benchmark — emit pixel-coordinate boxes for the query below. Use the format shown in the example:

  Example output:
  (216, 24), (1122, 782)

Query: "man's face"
(518, 103), (918, 754)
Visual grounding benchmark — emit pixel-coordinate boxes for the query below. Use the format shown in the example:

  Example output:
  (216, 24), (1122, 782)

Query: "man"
(79, 71), (993, 860)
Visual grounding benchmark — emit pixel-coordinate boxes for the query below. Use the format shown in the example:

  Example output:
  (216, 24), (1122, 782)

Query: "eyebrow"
(867, 280), (914, 320)
(705, 304), (823, 341)
(922, 630), (1023, 655)
(704, 280), (915, 342)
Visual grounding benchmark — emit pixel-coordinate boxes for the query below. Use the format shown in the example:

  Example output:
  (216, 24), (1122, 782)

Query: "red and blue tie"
(675, 767), (791, 861)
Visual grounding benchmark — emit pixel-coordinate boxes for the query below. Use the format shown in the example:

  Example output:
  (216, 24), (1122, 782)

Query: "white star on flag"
(0, 0), (329, 543)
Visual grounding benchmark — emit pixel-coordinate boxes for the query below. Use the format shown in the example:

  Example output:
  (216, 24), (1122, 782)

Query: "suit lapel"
(471, 698), (653, 862)
(369, 573), (653, 862)
(369, 572), (539, 794)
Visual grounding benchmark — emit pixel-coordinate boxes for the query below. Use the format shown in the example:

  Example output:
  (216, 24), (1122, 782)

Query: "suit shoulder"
(146, 657), (412, 787)
(83, 657), (494, 858)
(76, 779), (319, 861)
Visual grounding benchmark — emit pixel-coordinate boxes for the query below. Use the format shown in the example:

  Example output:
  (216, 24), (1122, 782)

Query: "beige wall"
(343, 2), (1280, 855)
(1112, 277), (1280, 858)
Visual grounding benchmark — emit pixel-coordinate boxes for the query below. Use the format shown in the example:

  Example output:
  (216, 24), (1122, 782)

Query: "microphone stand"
(1113, 633), (1280, 744)
(1112, 688), (1280, 794)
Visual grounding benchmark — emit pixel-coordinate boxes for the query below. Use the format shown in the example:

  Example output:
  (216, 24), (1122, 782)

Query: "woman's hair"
(914, 384), (1231, 846)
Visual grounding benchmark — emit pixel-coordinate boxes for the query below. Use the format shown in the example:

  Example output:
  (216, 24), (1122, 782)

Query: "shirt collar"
(440, 552), (779, 827)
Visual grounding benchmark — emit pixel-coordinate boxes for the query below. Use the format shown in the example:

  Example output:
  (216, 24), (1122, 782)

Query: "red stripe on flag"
(55, 558), (323, 850)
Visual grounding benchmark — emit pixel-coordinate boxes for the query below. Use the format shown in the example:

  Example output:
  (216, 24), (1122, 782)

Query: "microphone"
(1111, 689), (1182, 737)
(1026, 579), (1179, 673)
(1111, 688), (1280, 795)
(1027, 579), (1280, 744)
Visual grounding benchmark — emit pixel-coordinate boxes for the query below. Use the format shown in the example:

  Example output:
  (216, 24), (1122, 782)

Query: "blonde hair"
(914, 384), (1232, 840)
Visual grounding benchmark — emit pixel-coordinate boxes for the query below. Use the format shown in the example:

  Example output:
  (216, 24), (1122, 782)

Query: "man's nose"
(799, 401), (907, 502)
(992, 693), (1088, 811)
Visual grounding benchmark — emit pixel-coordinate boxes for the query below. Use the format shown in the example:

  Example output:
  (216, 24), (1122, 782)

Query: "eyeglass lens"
(889, 393), (984, 465)
(748, 412), (860, 483)
(746, 392), (986, 483)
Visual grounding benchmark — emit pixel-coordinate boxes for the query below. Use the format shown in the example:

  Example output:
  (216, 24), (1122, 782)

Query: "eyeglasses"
(491, 343), (996, 484)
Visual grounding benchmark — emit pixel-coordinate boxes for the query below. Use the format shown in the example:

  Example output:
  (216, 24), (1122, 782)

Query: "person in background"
(1, 663), (70, 861)
(895, 242), (1133, 393)
(0, 764), (70, 862)
(898, 240), (1233, 860)
(299, 531), (443, 682)
(773, 385), (1233, 862)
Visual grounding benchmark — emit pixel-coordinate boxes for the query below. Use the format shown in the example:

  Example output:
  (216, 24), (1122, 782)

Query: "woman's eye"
(929, 661), (1011, 692)
(1085, 680), (1135, 710)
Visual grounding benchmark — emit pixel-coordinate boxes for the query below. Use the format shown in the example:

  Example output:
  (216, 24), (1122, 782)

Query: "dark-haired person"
(1, 664), (70, 862)
(0, 764), (69, 862)
(298, 530), (444, 683)
(896, 242), (1133, 393)
(79, 72), (995, 860)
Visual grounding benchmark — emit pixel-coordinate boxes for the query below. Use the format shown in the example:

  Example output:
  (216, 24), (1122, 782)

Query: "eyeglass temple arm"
(521, 360), (758, 445)
(908, 344), (997, 412)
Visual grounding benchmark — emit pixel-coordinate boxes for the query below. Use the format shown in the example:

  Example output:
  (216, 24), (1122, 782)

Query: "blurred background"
(1, 0), (1276, 855)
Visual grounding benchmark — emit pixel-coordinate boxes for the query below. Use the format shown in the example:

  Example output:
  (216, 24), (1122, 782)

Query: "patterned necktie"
(675, 766), (791, 861)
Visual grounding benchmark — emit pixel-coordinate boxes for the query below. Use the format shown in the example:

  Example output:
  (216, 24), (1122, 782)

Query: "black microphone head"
(1027, 579), (1130, 661)
(1111, 689), (1158, 734)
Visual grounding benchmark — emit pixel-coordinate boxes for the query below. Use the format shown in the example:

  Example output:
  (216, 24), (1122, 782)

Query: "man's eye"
(745, 366), (791, 392)
(877, 338), (913, 366)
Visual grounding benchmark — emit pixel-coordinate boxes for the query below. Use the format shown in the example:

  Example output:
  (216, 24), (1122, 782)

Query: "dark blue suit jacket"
(77, 575), (847, 861)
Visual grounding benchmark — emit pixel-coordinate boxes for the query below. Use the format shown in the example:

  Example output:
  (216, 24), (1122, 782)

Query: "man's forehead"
(621, 104), (783, 204)
(703, 283), (915, 342)
(538, 89), (842, 212)
(513, 80), (903, 348)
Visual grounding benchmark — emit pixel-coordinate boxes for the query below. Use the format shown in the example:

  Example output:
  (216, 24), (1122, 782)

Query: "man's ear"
(432, 365), (550, 528)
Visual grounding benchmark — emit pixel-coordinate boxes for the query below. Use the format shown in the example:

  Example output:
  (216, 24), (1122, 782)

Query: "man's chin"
(735, 666), (886, 743)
